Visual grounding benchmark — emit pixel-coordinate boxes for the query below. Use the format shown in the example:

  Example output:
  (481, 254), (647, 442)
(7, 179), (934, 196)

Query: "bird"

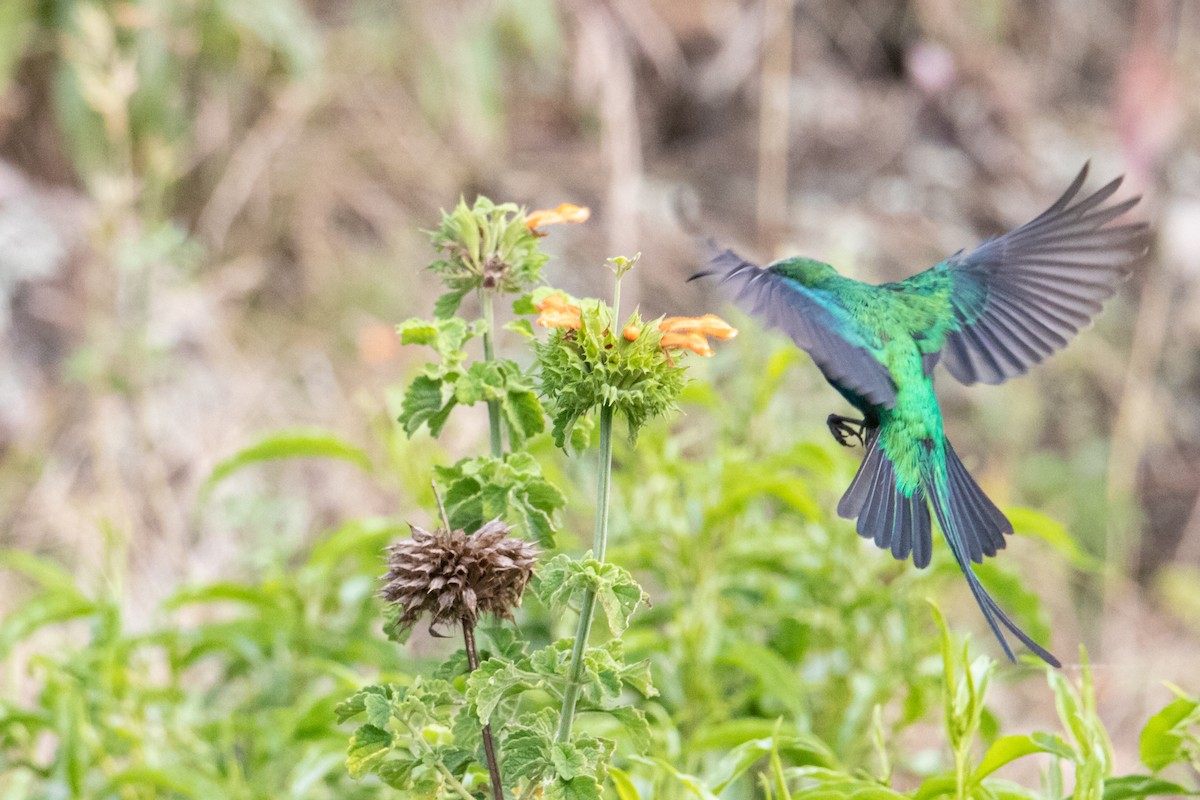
(692, 164), (1150, 667)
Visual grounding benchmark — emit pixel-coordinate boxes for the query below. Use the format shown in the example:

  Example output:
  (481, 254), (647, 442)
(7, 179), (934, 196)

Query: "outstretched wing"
(905, 164), (1150, 385)
(692, 247), (897, 409)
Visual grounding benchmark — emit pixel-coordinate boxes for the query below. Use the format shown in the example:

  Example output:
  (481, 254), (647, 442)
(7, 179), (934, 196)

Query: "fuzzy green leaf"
(465, 657), (546, 725)
(501, 708), (556, 784)
(399, 375), (455, 437)
(535, 555), (648, 634)
(335, 685), (393, 724)
(363, 692), (392, 730)
(434, 288), (467, 319)
(435, 453), (564, 545)
(346, 724), (392, 779)
(547, 776), (603, 800)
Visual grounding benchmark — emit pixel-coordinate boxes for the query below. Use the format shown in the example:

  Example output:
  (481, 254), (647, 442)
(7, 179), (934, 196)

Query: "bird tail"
(921, 438), (1061, 668)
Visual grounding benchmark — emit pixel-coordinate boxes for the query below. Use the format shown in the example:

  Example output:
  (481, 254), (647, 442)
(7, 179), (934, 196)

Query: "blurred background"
(1, 0), (1199, 787)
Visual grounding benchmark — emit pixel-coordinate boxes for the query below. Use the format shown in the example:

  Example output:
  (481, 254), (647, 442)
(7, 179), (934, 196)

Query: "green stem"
(556, 402), (615, 743)
(481, 289), (503, 457)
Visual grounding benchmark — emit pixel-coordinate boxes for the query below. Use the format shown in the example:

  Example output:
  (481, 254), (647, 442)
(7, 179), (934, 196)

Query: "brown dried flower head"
(382, 519), (539, 635)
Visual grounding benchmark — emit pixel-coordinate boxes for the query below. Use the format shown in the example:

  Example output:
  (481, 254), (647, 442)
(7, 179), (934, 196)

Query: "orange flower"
(622, 324), (640, 341)
(525, 203), (591, 236)
(658, 314), (738, 357)
(535, 293), (582, 330)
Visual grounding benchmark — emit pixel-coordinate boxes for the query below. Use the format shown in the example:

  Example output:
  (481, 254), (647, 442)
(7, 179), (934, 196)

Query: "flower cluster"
(534, 290), (737, 449)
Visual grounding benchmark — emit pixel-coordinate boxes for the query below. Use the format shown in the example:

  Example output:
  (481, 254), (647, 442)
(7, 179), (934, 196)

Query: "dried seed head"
(382, 519), (539, 635)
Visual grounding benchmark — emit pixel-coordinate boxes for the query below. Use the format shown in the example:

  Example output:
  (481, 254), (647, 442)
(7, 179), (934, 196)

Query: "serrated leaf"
(513, 293), (537, 315)
(376, 759), (415, 789)
(203, 428), (371, 494)
(335, 685), (392, 724)
(547, 775), (603, 800)
(535, 555), (648, 634)
(434, 289), (467, 319)
(601, 706), (652, 753)
(399, 375), (452, 437)
(502, 388), (545, 447)
(552, 742), (590, 781)
(465, 657), (546, 724)
(364, 692), (392, 729)
(501, 719), (553, 784)
(346, 724), (392, 779)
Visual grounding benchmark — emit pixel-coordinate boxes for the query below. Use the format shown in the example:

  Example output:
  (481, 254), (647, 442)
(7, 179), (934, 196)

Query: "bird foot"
(826, 414), (867, 448)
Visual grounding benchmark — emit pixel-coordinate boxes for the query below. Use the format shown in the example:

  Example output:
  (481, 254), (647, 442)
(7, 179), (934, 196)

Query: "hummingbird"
(693, 164), (1149, 667)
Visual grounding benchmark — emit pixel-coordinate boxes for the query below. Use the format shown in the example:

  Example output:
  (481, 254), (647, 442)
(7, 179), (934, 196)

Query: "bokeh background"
(1, 0), (1199, 791)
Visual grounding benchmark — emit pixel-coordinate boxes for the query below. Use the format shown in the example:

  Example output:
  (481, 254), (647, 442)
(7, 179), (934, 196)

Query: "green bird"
(694, 165), (1149, 667)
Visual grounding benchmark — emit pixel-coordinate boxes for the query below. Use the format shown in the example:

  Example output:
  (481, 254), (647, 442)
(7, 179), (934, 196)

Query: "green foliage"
(536, 302), (686, 448)
(202, 428), (373, 495)
(1139, 692), (1200, 772)
(429, 196), (549, 298)
(0, 519), (404, 798)
(536, 554), (649, 635)
(434, 452), (566, 546)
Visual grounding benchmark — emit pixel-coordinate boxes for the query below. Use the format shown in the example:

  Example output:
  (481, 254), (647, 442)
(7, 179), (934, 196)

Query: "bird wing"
(904, 163), (1150, 385)
(693, 247), (897, 409)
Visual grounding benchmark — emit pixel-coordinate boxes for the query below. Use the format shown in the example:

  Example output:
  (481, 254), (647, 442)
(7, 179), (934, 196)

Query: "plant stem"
(463, 621), (505, 800)
(481, 288), (503, 457)
(556, 401), (615, 743)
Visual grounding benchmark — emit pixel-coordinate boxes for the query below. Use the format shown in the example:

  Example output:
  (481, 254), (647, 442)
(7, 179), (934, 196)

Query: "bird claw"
(826, 414), (867, 448)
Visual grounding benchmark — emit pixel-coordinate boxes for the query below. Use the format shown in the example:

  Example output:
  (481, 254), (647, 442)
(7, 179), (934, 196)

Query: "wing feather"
(907, 164), (1149, 385)
(693, 247), (898, 408)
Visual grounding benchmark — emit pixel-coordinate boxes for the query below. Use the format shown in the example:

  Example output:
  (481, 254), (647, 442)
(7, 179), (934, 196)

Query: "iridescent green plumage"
(696, 165), (1150, 666)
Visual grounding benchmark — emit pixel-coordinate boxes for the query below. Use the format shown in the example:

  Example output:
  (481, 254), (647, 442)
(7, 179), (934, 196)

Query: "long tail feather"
(924, 440), (1061, 667)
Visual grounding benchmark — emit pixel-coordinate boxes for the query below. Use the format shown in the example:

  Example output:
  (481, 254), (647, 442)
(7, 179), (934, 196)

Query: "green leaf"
(609, 767), (642, 800)
(552, 742), (590, 781)
(535, 555), (648, 634)
(376, 759), (415, 790)
(502, 388), (546, 447)
(1139, 696), (1199, 771)
(973, 734), (1072, 782)
(1007, 506), (1101, 571)
(501, 708), (556, 784)
(203, 428), (371, 494)
(346, 724), (392, 779)
(1102, 775), (1199, 800)
(631, 757), (719, 800)
(709, 735), (836, 793)
(364, 692), (392, 729)
(547, 775), (603, 800)
(505, 318), (535, 338)
(400, 375), (456, 437)
(434, 288), (467, 319)
(435, 453), (564, 545)
(465, 657), (546, 724)
(513, 293), (537, 315)
(335, 685), (393, 724)
(600, 706), (652, 754)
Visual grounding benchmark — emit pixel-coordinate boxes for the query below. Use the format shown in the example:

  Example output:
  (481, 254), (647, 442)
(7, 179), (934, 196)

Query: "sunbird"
(694, 165), (1149, 667)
